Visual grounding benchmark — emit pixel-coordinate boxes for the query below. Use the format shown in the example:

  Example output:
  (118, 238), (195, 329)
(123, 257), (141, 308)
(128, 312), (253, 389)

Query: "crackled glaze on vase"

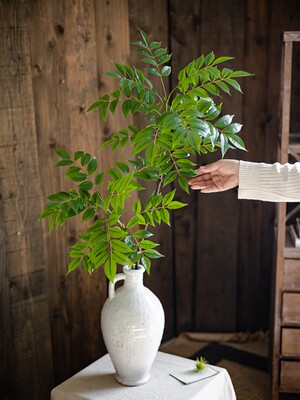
(101, 266), (165, 386)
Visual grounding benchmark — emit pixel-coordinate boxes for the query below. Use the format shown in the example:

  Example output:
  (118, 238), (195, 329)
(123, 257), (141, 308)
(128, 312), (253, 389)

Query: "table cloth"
(51, 351), (236, 400)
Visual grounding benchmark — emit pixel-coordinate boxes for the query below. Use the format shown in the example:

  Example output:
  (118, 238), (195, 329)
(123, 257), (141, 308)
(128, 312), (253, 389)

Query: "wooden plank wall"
(1, 0), (300, 398)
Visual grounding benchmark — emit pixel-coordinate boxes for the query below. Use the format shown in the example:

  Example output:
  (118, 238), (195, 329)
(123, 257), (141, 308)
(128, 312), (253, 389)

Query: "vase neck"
(123, 266), (144, 288)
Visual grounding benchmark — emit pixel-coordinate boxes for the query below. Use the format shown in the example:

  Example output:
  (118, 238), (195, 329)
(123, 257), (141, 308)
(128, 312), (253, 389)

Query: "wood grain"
(0, 1), (53, 398)
(169, 0), (201, 334)
(284, 259), (300, 290)
(236, 0), (273, 332)
(280, 361), (300, 391)
(128, 0), (174, 340)
(281, 328), (300, 357)
(282, 293), (300, 324)
(195, 0), (245, 332)
(29, 0), (106, 384)
(1, 1), (300, 398)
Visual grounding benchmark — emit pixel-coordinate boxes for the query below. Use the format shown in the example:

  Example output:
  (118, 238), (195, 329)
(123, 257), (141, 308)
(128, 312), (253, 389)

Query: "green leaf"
(215, 81), (231, 95)
(139, 239), (159, 249)
(74, 151), (84, 161)
(230, 70), (252, 77)
(111, 239), (133, 253)
(108, 227), (127, 239)
(158, 54), (172, 65)
(143, 249), (164, 259)
(87, 100), (101, 113)
(178, 175), (189, 193)
(113, 62), (126, 76)
(82, 255), (92, 274)
(141, 57), (156, 65)
(67, 172), (87, 182)
(223, 123), (242, 134)
(127, 216), (139, 229)
(161, 66), (171, 76)
(104, 257), (117, 282)
(87, 158), (98, 175)
(81, 153), (91, 166)
(205, 51), (215, 65)
(220, 134), (229, 157)
(146, 67), (160, 76)
(124, 65), (135, 79)
(140, 256), (151, 274)
(134, 229), (153, 239)
(105, 71), (121, 78)
(149, 41), (161, 49)
(110, 99), (119, 114)
(115, 162), (130, 174)
(227, 134), (246, 150)
(100, 101), (109, 122)
(215, 115), (234, 129)
(122, 99), (132, 117)
(162, 189), (176, 206)
(226, 78), (242, 92)
(108, 168), (122, 180)
(144, 212), (155, 226)
(81, 208), (96, 221)
(93, 252), (109, 269)
(79, 181), (93, 190)
(132, 199), (142, 214)
(55, 149), (70, 159)
(67, 258), (81, 273)
(212, 56), (234, 65)
(54, 159), (73, 167)
(139, 29), (149, 45)
(160, 208), (170, 225)
(112, 251), (132, 266)
(132, 40), (148, 49)
(163, 171), (177, 187)
(167, 201), (187, 209)
(132, 137), (152, 156)
(95, 172), (104, 185)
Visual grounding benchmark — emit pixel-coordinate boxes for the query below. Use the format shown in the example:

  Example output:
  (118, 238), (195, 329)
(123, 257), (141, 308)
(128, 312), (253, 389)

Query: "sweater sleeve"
(238, 160), (300, 202)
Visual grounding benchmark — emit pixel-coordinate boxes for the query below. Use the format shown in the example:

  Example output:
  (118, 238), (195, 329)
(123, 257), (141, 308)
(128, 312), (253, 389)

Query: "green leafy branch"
(40, 29), (251, 282)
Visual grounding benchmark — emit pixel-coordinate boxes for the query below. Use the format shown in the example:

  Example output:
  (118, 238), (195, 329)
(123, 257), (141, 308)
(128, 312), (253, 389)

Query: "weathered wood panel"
(170, 0), (201, 334)
(0, 1), (53, 399)
(194, 0), (245, 332)
(128, 0), (174, 340)
(236, 0), (272, 331)
(29, 0), (108, 385)
(1, 1), (300, 398)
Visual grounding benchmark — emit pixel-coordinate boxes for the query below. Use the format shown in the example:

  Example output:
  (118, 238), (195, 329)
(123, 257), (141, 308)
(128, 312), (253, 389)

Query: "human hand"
(188, 159), (240, 193)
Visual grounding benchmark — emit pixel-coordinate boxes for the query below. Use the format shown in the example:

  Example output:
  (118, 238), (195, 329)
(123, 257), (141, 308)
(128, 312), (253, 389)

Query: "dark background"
(1, 0), (300, 398)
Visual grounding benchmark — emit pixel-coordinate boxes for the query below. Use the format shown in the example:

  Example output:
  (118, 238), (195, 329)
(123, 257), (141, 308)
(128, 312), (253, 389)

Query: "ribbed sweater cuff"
(238, 160), (263, 201)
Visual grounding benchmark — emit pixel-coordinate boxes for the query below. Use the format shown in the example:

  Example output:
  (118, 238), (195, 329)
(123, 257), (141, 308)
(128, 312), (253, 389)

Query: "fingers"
(189, 178), (214, 191)
(195, 160), (222, 175)
(188, 173), (212, 186)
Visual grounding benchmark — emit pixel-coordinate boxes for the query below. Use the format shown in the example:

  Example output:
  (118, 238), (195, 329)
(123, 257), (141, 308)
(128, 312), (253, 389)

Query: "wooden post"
(272, 35), (293, 400)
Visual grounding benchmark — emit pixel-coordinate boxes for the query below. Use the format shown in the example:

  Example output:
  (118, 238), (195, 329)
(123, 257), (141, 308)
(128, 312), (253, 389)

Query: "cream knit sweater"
(238, 160), (300, 202)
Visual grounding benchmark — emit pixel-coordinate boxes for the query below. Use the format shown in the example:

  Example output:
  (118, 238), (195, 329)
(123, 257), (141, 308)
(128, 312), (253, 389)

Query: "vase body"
(101, 265), (165, 386)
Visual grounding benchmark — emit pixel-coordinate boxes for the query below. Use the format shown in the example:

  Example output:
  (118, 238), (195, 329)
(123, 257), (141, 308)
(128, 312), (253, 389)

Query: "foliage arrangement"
(39, 29), (250, 282)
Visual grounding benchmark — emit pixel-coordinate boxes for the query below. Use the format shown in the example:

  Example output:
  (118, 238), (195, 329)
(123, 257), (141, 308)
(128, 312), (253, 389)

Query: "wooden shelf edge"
(284, 31), (300, 42)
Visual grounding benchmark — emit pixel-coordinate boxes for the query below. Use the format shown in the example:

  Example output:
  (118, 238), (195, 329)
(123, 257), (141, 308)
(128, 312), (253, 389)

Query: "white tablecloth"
(51, 351), (236, 400)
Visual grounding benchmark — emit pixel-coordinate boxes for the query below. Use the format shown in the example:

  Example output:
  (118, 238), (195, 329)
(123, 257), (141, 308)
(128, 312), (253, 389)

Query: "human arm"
(188, 159), (239, 193)
(188, 159), (300, 202)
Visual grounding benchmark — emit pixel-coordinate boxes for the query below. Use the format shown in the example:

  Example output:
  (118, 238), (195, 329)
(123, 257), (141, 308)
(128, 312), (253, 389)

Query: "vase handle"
(109, 273), (126, 300)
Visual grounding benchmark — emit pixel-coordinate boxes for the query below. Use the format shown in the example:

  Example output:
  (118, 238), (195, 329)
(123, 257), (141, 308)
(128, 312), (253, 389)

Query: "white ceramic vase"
(101, 265), (165, 386)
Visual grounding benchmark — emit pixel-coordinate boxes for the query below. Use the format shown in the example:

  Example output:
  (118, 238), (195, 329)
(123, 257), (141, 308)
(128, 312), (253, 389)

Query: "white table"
(51, 351), (236, 400)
